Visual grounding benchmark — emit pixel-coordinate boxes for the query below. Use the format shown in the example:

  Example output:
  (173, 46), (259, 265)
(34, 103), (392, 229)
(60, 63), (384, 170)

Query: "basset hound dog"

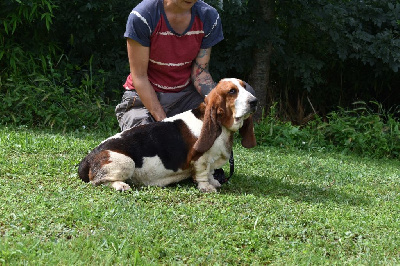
(78, 78), (258, 192)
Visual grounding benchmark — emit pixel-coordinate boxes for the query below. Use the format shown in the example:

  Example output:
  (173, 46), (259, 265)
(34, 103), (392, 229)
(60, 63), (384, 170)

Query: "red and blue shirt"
(123, 0), (224, 92)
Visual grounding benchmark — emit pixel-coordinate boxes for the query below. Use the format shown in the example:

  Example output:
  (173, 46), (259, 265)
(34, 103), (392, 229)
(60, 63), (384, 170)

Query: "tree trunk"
(249, 45), (272, 121)
(249, 0), (274, 121)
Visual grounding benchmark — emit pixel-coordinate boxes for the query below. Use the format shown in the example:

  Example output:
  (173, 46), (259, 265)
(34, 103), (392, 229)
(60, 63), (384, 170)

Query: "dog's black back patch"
(96, 120), (191, 172)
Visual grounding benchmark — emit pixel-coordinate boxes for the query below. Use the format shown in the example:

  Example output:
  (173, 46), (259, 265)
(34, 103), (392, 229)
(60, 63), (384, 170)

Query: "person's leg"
(117, 107), (155, 131)
(115, 90), (154, 131)
(114, 86), (200, 131)
(160, 84), (204, 117)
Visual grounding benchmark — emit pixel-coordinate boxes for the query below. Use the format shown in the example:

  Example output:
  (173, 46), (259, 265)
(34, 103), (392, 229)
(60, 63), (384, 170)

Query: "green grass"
(1, 126), (399, 264)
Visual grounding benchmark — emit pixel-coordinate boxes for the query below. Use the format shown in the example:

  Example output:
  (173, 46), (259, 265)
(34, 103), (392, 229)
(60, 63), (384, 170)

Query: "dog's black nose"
(249, 98), (258, 109)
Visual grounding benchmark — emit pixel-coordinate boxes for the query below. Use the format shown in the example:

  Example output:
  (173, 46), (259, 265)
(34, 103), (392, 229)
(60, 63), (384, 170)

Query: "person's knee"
(118, 108), (153, 131)
(166, 89), (204, 117)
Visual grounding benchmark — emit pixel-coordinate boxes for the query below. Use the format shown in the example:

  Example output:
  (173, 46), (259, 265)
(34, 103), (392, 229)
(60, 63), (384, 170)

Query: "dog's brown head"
(194, 78), (258, 153)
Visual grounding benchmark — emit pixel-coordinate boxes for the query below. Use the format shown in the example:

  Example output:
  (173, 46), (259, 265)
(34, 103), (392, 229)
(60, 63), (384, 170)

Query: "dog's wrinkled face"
(194, 78), (258, 154)
(209, 78), (258, 131)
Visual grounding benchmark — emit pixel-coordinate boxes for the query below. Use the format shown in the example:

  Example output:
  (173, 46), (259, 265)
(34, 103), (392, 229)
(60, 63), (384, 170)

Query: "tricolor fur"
(78, 78), (257, 192)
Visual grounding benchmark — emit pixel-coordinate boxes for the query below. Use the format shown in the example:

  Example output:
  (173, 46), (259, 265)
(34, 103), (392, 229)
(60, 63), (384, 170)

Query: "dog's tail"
(78, 157), (90, 183)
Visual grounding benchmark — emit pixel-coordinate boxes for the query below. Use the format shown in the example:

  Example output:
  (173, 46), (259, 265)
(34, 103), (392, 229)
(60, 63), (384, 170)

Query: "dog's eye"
(228, 88), (237, 94)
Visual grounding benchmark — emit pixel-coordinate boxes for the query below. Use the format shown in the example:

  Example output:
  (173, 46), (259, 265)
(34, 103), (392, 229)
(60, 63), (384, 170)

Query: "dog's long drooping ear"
(239, 115), (256, 148)
(193, 96), (223, 154)
(243, 81), (256, 96)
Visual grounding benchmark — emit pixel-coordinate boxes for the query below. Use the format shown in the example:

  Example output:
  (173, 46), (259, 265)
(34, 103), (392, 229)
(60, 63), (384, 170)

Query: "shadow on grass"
(166, 172), (369, 207)
(219, 174), (370, 206)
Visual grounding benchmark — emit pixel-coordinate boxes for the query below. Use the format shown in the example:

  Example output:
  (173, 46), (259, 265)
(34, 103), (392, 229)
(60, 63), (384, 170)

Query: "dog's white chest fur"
(201, 127), (231, 166)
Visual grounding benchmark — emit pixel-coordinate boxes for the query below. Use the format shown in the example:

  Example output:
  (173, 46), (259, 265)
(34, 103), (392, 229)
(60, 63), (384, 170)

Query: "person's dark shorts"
(115, 84), (204, 131)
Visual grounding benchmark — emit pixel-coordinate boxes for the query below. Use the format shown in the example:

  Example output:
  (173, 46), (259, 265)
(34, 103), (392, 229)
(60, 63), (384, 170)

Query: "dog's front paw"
(111, 181), (132, 192)
(209, 177), (222, 188)
(198, 182), (217, 193)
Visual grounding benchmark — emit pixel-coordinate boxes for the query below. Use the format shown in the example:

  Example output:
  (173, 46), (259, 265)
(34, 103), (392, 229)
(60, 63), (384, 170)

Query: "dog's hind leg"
(91, 151), (135, 191)
(110, 181), (132, 191)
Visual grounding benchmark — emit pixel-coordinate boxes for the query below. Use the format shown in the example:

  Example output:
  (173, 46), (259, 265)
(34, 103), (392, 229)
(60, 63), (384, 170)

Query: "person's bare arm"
(127, 38), (166, 121)
(191, 48), (217, 97)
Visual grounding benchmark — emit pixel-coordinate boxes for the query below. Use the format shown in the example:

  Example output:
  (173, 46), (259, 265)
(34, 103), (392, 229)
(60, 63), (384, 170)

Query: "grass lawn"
(0, 126), (399, 264)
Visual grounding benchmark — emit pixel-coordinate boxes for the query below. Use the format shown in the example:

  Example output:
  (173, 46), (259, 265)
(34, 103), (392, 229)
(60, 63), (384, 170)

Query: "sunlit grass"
(1, 126), (399, 264)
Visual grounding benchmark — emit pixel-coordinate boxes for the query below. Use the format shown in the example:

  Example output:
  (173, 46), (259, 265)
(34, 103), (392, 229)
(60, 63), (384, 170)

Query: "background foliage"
(255, 101), (400, 159)
(269, 0), (400, 119)
(210, 0), (400, 121)
(0, 0), (399, 130)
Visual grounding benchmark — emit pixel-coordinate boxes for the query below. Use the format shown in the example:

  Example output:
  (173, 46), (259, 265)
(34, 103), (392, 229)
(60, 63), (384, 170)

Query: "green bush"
(265, 0), (400, 111)
(254, 103), (315, 149)
(0, 70), (117, 131)
(48, 0), (136, 99)
(0, 0), (58, 73)
(1, 0), (399, 134)
(256, 102), (400, 159)
(320, 102), (400, 158)
(0, 0), (124, 130)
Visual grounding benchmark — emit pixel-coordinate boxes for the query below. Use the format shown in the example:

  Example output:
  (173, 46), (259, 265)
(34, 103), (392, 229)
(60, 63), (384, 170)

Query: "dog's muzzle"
(249, 97), (258, 113)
